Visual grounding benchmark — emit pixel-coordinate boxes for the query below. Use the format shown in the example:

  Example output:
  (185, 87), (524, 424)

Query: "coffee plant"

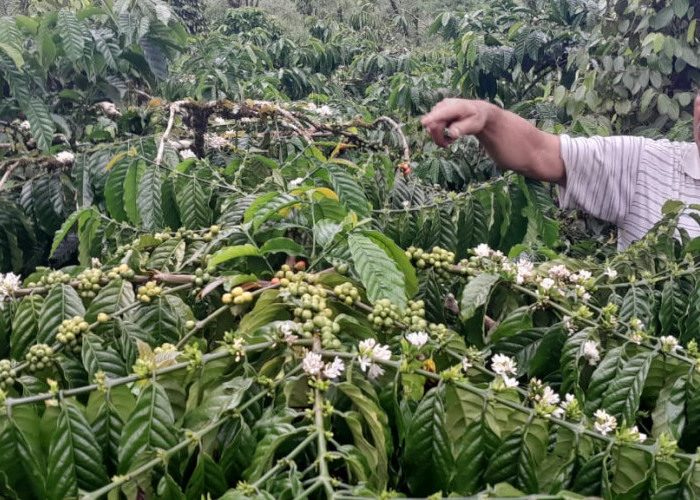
(1, 0), (700, 498)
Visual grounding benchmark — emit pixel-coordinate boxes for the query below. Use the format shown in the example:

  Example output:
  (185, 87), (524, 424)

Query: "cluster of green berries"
(222, 286), (254, 305)
(202, 225), (220, 242)
(402, 300), (428, 331)
(25, 344), (54, 373)
(275, 266), (341, 348)
(190, 268), (212, 287)
(77, 268), (103, 299)
(28, 270), (71, 289)
(405, 246), (457, 278)
(429, 322), (448, 338)
(333, 282), (359, 305)
(137, 281), (163, 303)
(106, 264), (135, 280)
(367, 299), (401, 329)
(56, 315), (89, 351)
(0, 360), (17, 389)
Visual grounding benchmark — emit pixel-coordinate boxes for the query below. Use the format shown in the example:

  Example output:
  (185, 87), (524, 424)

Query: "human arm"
(420, 98), (565, 184)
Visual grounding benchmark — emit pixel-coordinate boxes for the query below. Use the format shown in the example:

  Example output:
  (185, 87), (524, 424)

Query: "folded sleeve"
(558, 134), (646, 224)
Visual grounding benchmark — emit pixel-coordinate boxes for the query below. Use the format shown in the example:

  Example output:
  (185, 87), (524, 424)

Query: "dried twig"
(155, 100), (186, 165)
(373, 116), (410, 161)
(0, 161), (21, 192)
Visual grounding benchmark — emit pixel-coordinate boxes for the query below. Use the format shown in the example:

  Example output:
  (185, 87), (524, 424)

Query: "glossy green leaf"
(37, 285), (85, 344)
(460, 273), (499, 321)
(601, 351), (654, 425)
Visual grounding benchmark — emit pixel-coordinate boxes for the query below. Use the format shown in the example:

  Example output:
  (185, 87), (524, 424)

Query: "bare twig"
(155, 100), (186, 165)
(0, 161), (21, 192)
(373, 115), (411, 161)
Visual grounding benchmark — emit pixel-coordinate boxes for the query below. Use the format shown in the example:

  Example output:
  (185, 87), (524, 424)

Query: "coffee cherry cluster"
(367, 299), (401, 330)
(77, 268), (103, 299)
(137, 281), (163, 303)
(276, 266), (341, 348)
(190, 268), (212, 287)
(202, 225), (220, 242)
(333, 282), (359, 305)
(0, 359), (17, 389)
(25, 344), (54, 373)
(56, 315), (89, 351)
(429, 322), (448, 339)
(402, 300), (427, 331)
(29, 270), (71, 289)
(107, 264), (135, 280)
(405, 246), (457, 278)
(222, 287), (254, 305)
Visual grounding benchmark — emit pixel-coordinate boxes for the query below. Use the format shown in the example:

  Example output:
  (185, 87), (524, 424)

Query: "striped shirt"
(559, 134), (700, 249)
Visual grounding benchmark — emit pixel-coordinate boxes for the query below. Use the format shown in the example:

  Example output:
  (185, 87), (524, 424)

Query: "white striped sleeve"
(558, 134), (646, 224)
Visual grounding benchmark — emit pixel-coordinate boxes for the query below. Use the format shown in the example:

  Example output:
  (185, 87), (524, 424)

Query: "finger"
(447, 115), (484, 139)
(421, 99), (460, 127)
(426, 122), (452, 148)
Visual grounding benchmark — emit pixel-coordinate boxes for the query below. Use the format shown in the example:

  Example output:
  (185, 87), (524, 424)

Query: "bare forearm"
(476, 105), (564, 184)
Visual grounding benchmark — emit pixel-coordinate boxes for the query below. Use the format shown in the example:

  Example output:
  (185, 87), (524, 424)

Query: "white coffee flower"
(279, 322), (299, 344)
(548, 265), (570, 280)
(659, 335), (680, 353)
(539, 386), (560, 406)
(515, 259), (534, 284)
(604, 267), (618, 279)
(316, 105), (334, 116)
(288, 177), (304, 189)
(368, 363), (385, 380)
(539, 278), (556, 292)
(302, 351), (324, 376)
(323, 357), (345, 379)
(54, 151), (75, 165)
(502, 375), (519, 388)
(358, 338), (391, 380)
(491, 353), (517, 376)
(474, 243), (492, 258)
(583, 340), (600, 366)
(406, 331), (429, 349)
(462, 357), (472, 372)
(593, 409), (617, 435)
(213, 116), (227, 126)
(570, 270), (592, 283)
(1, 273), (21, 293)
(205, 133), (228, 149)
(561, 393), (576, 410)
(180, 149), (197, 159)
(372, 343), (392, 362)
(401, 200), (410, 208)
(575, 285), (591, 301)
(19, 120), (31, 131)
(630, 331), (643, 345)
(551, 407), (565, 418)
(630, 425), (646, 443)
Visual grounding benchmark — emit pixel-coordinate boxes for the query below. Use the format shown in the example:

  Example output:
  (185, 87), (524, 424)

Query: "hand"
(420, 98), (492, 148)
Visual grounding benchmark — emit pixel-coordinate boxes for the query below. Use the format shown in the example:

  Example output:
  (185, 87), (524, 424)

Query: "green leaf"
(124, 159), (145, 225)
(85, 278), (135, 323)
(57, 10), (85, 62)
(22, 96), (55, 153)
(452, 417), (500, 494)
(137, 166), (164, 231)
(360, 230), (418, 299)
(0, 42), (24, 69)
(484, 429), (539, 493)
(337, 382), (390, 490)
(560, 329), (590, 396)
(460, 273), (499, 321)
(81, 333), (127, 379)
(140, 35), (169, 80)
(148, 238), (186, 272)
(601, 352), (654, 425)
(219, 420), (255, 485)
(118, 382), (177, 473)
(11, 295), (43, 359)
(585, 346), (626, 416)
(50, 208), (98, 259)
(185, 453), (227, 500)
(259, 237), (306, 256)
(0, 420), (46, 498)
(572, 452), (606, 496)
(348, 233), (407, 310)
(652, 376), (686, 439)
(104, 157), (130, 222)
(131, 297), (181, 344)
(38, 285), (86, 344)
(176, 176), (211, 229)
(610, 445), (652, 497)
(210, 244), (261, 265)
(326, 164), (370, 216)
(403, 386), (453, 496)
(46, 402), (109, 499)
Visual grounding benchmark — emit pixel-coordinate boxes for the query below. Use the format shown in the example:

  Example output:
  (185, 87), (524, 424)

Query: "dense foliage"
(0, 0), (699, 498)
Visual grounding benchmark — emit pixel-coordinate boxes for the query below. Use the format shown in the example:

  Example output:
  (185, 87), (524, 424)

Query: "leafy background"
(0, 0), (699, 498)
